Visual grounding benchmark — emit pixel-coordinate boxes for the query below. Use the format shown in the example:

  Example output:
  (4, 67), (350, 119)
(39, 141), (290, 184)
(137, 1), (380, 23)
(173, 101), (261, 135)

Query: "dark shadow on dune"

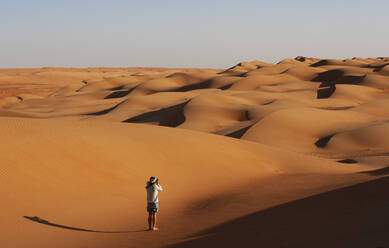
(320, 106), (354, 110)
(236, 72), (251, 77)
(314, 134), (334, 148)
(312, 70), (365, 85)
(85, 100), (126, 116)
(312, 70), (344, 82)
(310, 59), (329, 67)
(317, 82), (336, 99)
(104, 87), (136, 99)
(74, 80), (88, 92)
(123, 100), (189, 127)
(169, 176), (389, 248)
(362, 63), (389, 72)
(262, 100), (275, 105)
(373, 66), (388, 72)
(218, 70), (247, 77)
(108, 85), (125, 91)
(23, 216), (146, 233)
(335, 75), (366, 84)
(218, 65), (240, 74)
(373, 64), (389, 72)
(337, 159), (358, 164)
(173, 80), (212, 92)
(85, 105), (118, 116)
(243, 110), (250, 121)
(214, 118), (256, 139)
(359, 166), (389, 176)
(104, 90), (132, 99)
(75, 86), (86, 92)
(295, 56), (306, 62)
(280, 69), (289, 74)
(219, 83), (233, 90)
(224, 123), (256, 139)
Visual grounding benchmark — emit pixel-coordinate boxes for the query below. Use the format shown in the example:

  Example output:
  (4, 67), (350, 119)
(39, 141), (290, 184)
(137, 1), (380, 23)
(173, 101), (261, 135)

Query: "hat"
(149, 176), (157, 183)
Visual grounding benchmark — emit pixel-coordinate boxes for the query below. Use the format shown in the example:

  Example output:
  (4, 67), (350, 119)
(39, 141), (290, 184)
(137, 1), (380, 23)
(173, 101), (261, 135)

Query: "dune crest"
(1, 57), (388, 247)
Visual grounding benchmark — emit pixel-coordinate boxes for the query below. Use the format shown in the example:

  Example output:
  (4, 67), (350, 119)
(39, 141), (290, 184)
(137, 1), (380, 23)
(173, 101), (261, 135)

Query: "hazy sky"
(1, 0), (388, 68)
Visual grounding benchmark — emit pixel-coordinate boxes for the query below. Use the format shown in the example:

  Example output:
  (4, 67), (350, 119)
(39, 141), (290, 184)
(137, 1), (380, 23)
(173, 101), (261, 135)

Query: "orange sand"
(1, 57), (388, 248)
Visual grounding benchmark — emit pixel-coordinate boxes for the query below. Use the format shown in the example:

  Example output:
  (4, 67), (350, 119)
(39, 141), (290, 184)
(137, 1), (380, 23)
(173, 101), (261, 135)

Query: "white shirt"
(146, 183), (163, 203)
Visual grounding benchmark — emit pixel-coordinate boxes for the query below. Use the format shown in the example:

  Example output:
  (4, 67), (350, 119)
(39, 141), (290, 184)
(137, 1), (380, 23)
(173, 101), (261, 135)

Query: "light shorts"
(147, 202), (159, 213)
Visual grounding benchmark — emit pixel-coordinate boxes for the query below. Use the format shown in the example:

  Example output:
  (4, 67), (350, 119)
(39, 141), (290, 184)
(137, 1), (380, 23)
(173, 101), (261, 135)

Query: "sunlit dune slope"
(0, 117), (378, 248)
(1, 57), (389, 248)
(1, 57), (388, 163)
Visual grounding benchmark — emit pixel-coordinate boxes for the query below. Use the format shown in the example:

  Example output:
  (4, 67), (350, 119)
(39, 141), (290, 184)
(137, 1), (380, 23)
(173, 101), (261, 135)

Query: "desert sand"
(1, 56), (389, 248)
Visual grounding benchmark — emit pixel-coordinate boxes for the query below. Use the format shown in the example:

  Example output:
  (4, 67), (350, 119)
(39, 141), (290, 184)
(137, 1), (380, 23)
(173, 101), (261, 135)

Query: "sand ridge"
(1, 57), (388, 247)
(1, 57), (388, 163)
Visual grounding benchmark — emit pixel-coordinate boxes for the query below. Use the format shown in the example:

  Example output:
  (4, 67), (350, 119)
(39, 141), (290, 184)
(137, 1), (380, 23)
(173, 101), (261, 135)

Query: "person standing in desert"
(146, 176), (163, 231)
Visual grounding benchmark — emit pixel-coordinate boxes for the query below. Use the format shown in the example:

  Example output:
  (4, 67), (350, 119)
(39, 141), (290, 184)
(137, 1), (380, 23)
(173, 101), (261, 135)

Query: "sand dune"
(170, 176), (389, 248)
(1, 57), (388, 247)
(0, 117), (384, 248)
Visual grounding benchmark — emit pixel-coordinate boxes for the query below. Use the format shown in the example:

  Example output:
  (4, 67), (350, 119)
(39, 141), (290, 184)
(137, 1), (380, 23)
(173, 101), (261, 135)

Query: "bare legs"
(152, 212), (158, 230)
(148, 212), (158, 231)
(148, 212), (152, 230)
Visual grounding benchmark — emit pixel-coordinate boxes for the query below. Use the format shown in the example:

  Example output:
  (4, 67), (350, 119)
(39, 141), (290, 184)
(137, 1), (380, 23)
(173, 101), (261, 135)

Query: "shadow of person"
(23, 216), (146, 233)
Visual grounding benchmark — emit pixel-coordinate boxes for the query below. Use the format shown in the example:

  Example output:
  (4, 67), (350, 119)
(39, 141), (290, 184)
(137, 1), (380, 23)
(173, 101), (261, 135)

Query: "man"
(146, 176), (163, 231)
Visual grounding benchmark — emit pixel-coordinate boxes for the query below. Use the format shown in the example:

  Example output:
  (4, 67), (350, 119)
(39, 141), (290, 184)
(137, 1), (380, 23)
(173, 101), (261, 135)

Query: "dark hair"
(146, 181), (154, 189)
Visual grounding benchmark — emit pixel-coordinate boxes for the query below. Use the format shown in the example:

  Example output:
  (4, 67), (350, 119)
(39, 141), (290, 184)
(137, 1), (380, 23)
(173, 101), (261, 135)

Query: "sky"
(1, 0), (388, 68)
